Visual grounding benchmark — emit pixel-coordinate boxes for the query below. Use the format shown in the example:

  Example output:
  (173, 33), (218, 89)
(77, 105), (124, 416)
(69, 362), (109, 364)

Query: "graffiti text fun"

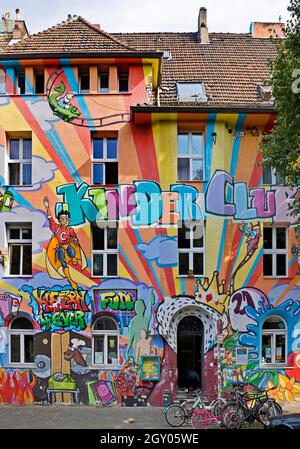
(99, 291), (135, 311)
(54, 171), (297, 227)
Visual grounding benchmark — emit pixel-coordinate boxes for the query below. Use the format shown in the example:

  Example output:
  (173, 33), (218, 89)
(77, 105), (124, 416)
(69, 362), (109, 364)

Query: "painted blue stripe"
(60, 61), (96, 129)
(289, 255), (296, 267)
(46, 128), (82, 183)
(119, 245), (142, 283)
(133, 229), (165, 297)
(243, 247), (263, 286)
(205, 113), (217, 186)
(180, 277), (186, 295)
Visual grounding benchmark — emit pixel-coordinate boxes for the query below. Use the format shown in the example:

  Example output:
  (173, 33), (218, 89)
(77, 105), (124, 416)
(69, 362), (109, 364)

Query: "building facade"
(0, 9), (299, 406)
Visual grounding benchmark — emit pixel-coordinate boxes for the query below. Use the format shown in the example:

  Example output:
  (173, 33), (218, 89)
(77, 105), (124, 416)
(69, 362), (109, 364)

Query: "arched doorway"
(177, 315), (203, 390)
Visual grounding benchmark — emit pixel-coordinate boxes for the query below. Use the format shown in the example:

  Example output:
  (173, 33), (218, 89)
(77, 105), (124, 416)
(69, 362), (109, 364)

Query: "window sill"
(175, 180), (206, 184)
(8, 363), (35, 369)
(263, 276), (291, 280)
(89, 365), (122, 370)
(91, 275), (119, 279)
(176, 275), (205, 278)
(260, 364), (290, 369)
(2, 275), (33, 279)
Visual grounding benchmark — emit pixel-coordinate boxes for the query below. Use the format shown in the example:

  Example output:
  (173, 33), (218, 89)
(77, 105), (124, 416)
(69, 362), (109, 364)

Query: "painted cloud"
(18, 156), (57, 191)
(25, 98), (59, 132)
(137, 235), (178, 268)
(0, 206), (51, 253)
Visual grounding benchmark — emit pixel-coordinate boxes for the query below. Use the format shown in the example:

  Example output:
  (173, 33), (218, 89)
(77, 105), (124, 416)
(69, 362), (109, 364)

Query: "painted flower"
(268, 374), (300, 402)
(222, 350), (235, 366)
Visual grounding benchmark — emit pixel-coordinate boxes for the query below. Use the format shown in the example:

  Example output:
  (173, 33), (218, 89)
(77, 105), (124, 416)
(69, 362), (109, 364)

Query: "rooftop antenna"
(278, 15), (282, 23)
(15, 8), (20, 20)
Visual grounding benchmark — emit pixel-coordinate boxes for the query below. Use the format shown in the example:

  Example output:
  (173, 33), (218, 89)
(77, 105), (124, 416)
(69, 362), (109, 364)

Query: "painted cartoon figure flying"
(43, 196), (87, 290)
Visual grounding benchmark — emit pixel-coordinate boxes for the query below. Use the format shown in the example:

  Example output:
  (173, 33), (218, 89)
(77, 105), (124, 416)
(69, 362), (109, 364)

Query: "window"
(92, 316), (119, 366)
(178, 221), (205, 276)
(99, 71), (109, 93)
(16, 72), (25, 95)
(261, 316), (286, 366)
(8, 137), (32, 186)
(9, 317), (34, 366)
(118, 69), (129, 92)
(176, 82), (207, 103)
(7, 224), (32, 276)
(262, 164), (284, 185)
(0, 69), (6, 95)
(79, 71), (90, 93)
(35, 71), (45, 94)
(92, 136), (118, 184)
(177, 132), (204, 181)
(263, 226), (287, 277)
(92, 222), (118, 277)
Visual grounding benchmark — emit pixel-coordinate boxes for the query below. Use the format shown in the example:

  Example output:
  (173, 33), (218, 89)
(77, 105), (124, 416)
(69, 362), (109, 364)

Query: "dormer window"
(99, 70), (109, 93)
(35, 70), (45, 94)
(118, 69), (129, 93)
(176, 82), (207, 103)
(257, 84), (273, 103)
(79, 70), (90, 94)
(16, 72), (25, 95)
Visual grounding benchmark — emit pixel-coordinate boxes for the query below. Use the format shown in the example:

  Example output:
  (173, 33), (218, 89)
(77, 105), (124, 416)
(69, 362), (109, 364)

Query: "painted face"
(59, 214), (70, 227)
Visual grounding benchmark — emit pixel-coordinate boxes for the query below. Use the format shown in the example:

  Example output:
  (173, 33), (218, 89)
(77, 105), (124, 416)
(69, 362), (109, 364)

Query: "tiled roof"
(113, 31), (277, 108)
(0, 16), (147, 56)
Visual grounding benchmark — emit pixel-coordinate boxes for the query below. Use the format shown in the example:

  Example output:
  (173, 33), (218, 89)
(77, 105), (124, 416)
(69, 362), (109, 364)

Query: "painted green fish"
(49, 81), (81, 122)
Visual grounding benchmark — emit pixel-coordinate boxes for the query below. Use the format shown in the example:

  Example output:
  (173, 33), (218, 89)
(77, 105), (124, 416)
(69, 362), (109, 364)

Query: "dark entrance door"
(177, 316), (203, 390)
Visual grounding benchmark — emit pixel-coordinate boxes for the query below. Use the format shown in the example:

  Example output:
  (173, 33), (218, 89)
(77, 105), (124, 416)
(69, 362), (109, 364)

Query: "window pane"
(10, 245), (21, 275)
(178, 158), (189, 180)
(107, 227), (118, 249)
(99, 73), (109, 93)
(93, 254), (103, 276)
(192, 159), (203, 181)
(107, 139), (117, 159)
(22, 228), (32, 240)
(23, 245), (32, 275)
(93, 138), (103, 159)
(94, 317), (117, 331)
(179, 252), (189, 275)
(92, 224), (104, 250)
(17, 73), (25, 94)
(193, 225), (204, 248)
(9, 163), (20, 185)
(263, 227), (273, 249)
(263, 254), (273, 276)
(192, 134), (203, 155)
(80, 73), (89, 92)
(24, 334), (34, 363)
(178, 224), (191, 249)
(275, 172), (285, 185)
(107, 254), (118, 276)
(93, 163), (104, 184)
(262, 164), (272, 184)
(11, 317), (33, 330)
(178, 134), (189, 156)
(107, 335), (118, 364)
(23, 139), (32, 159)
(263, 317), (285, 330)
(275, 335), (286, 363)
(118, 72), (129, 92)
(262, 334), (272, 363)
(11, 334), (21, 363)
(276, 228), (286, 249)
(193, 252), (203, 275)
(10, 140), (20, 159)
(105, 162), (118, 184)
(276, 254), (286, 276)
(23, 164), (32, 185)
(35, 72), (44, 94)
(94, 335), (104, 364)
(9, 228), (20, 239)
(0, 69), (5, 94)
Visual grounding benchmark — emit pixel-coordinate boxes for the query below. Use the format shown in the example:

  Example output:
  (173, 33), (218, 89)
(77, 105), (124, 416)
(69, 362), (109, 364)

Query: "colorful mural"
(0, 57), (299, 407)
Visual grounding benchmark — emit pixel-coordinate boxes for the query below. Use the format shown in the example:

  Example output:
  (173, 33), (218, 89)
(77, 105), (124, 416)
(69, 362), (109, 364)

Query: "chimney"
(198, 7), (209, 44)
(250, 22), (285, 38)
(8, 9), (28, 45)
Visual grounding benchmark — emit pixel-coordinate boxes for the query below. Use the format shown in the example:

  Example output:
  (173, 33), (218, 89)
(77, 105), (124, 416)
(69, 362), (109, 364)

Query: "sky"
(0, 0), (291, 34)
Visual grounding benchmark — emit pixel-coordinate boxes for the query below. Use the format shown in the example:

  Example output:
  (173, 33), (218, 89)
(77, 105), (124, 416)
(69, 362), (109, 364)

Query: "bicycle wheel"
(221, 403), (245, 429)
(257, 400), (282, 426)
(165, 404), (186, 427)
(191, 412), (219, 429)
(212, 399), (226, 417)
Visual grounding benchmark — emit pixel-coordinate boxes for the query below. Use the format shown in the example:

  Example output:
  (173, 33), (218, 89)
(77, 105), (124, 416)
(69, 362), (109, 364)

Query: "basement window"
(176, 82), (207, 103)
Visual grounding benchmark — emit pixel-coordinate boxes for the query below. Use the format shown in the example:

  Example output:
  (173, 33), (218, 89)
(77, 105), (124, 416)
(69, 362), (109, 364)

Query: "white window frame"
(261, 316), (287, 367)
(79, 71), (90, 94)
(263, 226), (288, 278)
(91, 136), (118, 185)
(91, 222), (118, 278)
(177, 132), (205, 181)
(262, 164), (284, 185)
(6, 223), (32, 277)
(8, 137), (32, 187)
(178, 221), (205, 277)
(9, 318), (35, 368)
(92, 316), (119, 368)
